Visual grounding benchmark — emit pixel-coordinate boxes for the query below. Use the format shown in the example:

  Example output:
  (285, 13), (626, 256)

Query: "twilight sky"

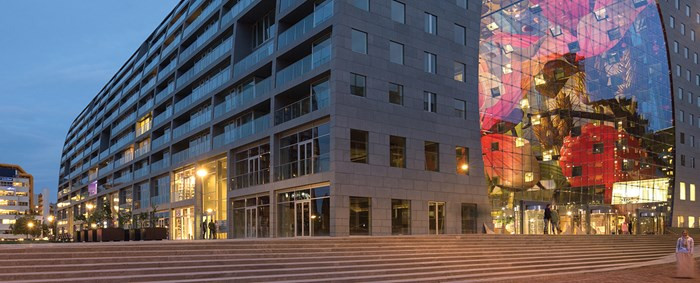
(0, 1), (178, 203)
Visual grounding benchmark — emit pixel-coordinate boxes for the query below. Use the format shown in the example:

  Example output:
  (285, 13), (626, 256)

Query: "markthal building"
(479, 0), (676, 235)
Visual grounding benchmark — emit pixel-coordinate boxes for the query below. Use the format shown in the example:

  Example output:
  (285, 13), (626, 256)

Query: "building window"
(454, 24), (466, 46)
(390, 136), (406, 168)
(691, 184), (696, 201)
(572, 166), (582, 177)
(424, 52), (437, 73)
(352, 0), (369, 11)
(389, 41), (404, 65)
(351, 29), (367, 54)
(349, 196), (371, 235)
(251, 12), (275, 49)
(425, 141), (440, 172)
(681, 182), (687, 200)
(674, 41), (679, 53)
(425, 13), (437, 35)
(670, 16), (675, 28)
(454, 99), (466, 119)
(690, 216), (696, 229)
(277, 186), (330, 237)
(389, 82), (403, 105)
(391, 0), (405, 23)
(680, 110), (685, 123)
(391, 199), (410, 235)
(350, 129), (369, 163)
(681, 154), (686, 166)
(456, 146), (469, 175)
(461, 203), (477, 234)
(234, 144), (271, 189)
(277, 124), (330, 181)
(678, 216), (685, 228)
(456, 0), (467, 9)
(454, 61), (466, 82)
(592, 143), (604, 154)
(424, 91), (437, 112)
(350, 73), (366, 97)
(172, 167), (195, 202)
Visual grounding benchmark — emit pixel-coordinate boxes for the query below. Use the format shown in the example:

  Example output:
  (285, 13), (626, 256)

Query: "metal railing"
(233, 39), (274, 76)
(183, 0), (221, 36)
(275, 154), (329, 181)
(276, 43), (331, 87)
(221, 0), (256, 26)
(213, 114), (270, 148)
(213, 77), (271, 118)
(151, 132), (171, 149)
(172, 140), (211, 164)
(274, 93), (329, 125)
(232, 169), (270, 190)
(278, 0), (333, 50)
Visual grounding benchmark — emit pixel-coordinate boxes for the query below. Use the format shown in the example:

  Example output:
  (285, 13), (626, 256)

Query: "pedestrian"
(209, 220), (217, 239)
(676, 229), (695, 278)
(550, 207), (561, 235)
(544, 204), (552, 234)
(621, 221), (629, 235)
(202, 220), (208, 239)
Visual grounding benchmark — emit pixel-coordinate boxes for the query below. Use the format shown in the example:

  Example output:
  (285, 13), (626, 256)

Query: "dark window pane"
(350, 129), (369, 163)
(350, 196), (371, 235)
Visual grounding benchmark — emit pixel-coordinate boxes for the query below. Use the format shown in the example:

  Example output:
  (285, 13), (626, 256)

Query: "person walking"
(544, 204), (552, 234)
(209, 220), (217, 239)
(676, 230), (695, 278)
(202, 220), (208, 240)
(550, 207), (561, 235)
(621, 221), (629, 235)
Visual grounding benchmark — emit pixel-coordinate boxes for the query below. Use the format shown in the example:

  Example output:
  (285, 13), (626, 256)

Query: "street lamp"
(47, 215), (56, 242)
(85, 203), (94, 230)
(27, 221), (34, 240)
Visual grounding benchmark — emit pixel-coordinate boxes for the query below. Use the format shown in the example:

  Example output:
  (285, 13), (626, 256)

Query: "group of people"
(201, 219), (218, 239)
(543, 204), (633, 235)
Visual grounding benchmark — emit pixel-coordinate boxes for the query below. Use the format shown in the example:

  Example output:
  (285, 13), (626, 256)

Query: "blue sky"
(0, 1), (178, 203)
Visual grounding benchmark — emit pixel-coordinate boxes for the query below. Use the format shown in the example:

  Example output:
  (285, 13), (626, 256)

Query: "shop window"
(425, 141), (440, 172)
(391, 199), (410, 235)
(461, 203), (477, 234)
(350, 129), (369, 163)
(390, 136), (406, 168)
(349, 196), (371, 235)
(456, 146), (469, 175)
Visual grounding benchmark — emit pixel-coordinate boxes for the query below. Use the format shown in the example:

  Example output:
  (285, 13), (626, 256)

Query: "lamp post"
(26, 221), (34, 240)
(47, 215), (55, 241)
(86, 203), (94, 230)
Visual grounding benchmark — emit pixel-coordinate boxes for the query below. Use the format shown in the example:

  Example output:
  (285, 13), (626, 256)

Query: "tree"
(117, 211), (131, 229)
(9, 215), (40, 239)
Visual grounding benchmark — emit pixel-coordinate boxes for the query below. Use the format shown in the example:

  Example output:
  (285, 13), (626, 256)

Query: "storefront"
(277, 185), (330, 237)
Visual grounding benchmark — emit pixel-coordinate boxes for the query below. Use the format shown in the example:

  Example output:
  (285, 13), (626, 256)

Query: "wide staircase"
(0, 235), (679, 282)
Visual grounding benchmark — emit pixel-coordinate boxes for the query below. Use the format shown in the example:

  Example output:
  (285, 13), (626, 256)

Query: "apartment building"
(0, 164), (33, 239)
(57, 0), (488, 239)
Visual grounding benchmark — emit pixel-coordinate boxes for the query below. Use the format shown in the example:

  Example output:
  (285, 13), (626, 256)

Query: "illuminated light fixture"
(566, 211), (572, 216)
(86, 204), (94, 210)
(519, 98), (530, 109)
(594, 8), (608, 21)
(91, 223), (97, 229)
(461, 164), (469, 171)
(534, 74), (546, 86)
(532, 115), (541, 125)
(310, 215), (318, 219)
(206, 208), (213, 214)
(196, 169), (208, 177)
(515, 137), (525, 148)
(502, 63), (513, 74)
(524, 172), (534, 182)
(502, 44), (514, 54)
(543, 150), (552, 161)
(27, 222), (34, 229)
(487, 22), (499, 31)
(529, 4), (542, 13)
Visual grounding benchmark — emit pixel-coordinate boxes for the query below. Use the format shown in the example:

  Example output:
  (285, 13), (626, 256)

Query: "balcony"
(138, 99), (155, 116)
(89, 155), (99, 166)
(153, 107), (173, 126)
(275, 153), (329, 181)
(155, 82), (176, 103)
(214, 77), (271, 118)
(133, 55), (147, 70)
(213, 114), (270, 148)
(120, 93), (139, 113)
(152, 131), (172, 149)
(135, 143), (150, 158)
(233, 40), (274, 77)
(99, 149), (110, 160)
(274, 93), (329, 125)
(275, 41), (331, 87)
(172, 140), (211, 164)
(141, 77), (156, 93)
(221, 0), (256, 26)
(149, 36), (164, 57)
(105, 96), (119, 112)
(167, 14), (186, 36)
(279, 0), (303, 13)
(150, 158), (170, 173)
(184, 0), (222, 37)
(114, 151), (134, 168)
(278, 0), (334, 50)
(162, 34), (182, 56)
(178, 36), (232, 87)
(232, 169), (270, 189)
(113, 172), (133, 185)
(180, 20), (220, 60)
(111, 112), (137, 136)
(158, 59), (178, 81)
(134, 166), (150, 179)
(88, 171), (98, 181)
(173, 111), (211, 139)
(110, 132), (135, 153)
(98, 163), (113, 177)
(123, 74), (142, 93)
(175, 67), (230, 113)
(135, 120), (152, 137)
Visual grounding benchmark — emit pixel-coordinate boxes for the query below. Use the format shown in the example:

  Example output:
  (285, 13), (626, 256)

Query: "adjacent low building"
(0, 164), (34, 239)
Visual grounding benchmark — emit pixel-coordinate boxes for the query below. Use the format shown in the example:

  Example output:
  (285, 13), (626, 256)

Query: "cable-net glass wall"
(479, 0), (674, 234)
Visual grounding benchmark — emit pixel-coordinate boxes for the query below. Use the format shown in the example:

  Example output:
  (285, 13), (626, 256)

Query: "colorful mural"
(479, 0), (674, 234)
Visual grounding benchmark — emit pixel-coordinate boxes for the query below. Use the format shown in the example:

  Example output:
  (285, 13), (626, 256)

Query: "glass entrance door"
(173, 207), (194, 240)
(245, 207), (257, 238)
(295, 200), (311, 237)
(298, 141), (313, 177)
(428, 201), (445, 235)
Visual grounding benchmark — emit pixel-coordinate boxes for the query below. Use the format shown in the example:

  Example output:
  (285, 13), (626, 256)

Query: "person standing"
(550, 207), (561, 235)
(621, 221), (629, 235)
(202, 220), (208, 240)
(209, 220), (217, 240)
(676, 230), (695, 278)
(544, 204), (552, 234)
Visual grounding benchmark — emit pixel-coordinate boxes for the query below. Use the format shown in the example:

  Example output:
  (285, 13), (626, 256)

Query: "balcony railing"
(151, 132), (171, 149)
(138, 99), (154, 116)
(88, 171), (98, 181)
(274, 93), (329, 125)
(110, 132), (135, 152)
(113, 172), (133, 185)
(214, 77), (271, 118)
(149, 36), (165, 56)
(173, 111), (211, 139)
(180, 20), (220, 60)
(213, 114), (270, 148)
(221, 0), (255, 26)
(99, 149), (110, 160)
(279, 0), (303, 13)
(278, 0), (333, 50)
(114, 151), (134, 168)
(150, 158), (170, 172)
(133, 54), (147, 70)
(135, 144), (150, 158)
(275, 42), (331, 87)
(158, 59), (178, 81)
(141, 77), (156, 93)
(134, 166), (150, 179)
(98, 163), (113, 177)
(233, 39), (274, 76)
(162, 34), (182, 56)
(123, 74), (142, 93)
(167, 14), (186, 36)
(178, 36), (232, 87)
(232, 169), (270, 190)
(275, 154), (329, 181)
(155, 82), (175, 103)
(120, 93), (139, 113)
(153, 107), (173, 126)
(172, 140), (211, 164)
(184, 0), (222, 36)
(175, 67), (230, 113)
(144, 58), (159, 74)
(111, 112), (136, 136)
(135, 120), (152, 137)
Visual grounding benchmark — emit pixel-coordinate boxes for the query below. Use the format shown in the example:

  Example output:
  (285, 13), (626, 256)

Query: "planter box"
(141, 227), (168, 241)
(81, 230), (90, 242)
(124, 229), (130, 241)
(97, 228), (125, 242)
(129, 229), (141, 241)
(86, 230), (97, 242)
(74, 231), (83, 242)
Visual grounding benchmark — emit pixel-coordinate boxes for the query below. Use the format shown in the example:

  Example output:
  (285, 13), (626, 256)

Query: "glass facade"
(479, 0), (674, 234)
(277, 186), (330, 237)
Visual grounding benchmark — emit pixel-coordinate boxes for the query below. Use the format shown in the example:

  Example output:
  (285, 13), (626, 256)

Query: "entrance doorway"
(428, 201), (445, 235)
(245, 207), (257, 238)
(173, 207), (194, 240)
(295, 200), (311, 237)
(637, 210), (664, 235)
